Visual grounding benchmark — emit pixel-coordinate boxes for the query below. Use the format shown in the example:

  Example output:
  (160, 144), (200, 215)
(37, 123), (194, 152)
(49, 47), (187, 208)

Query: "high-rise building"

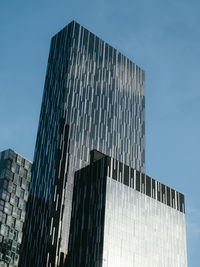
(68, 150), (187, 267)
(20, 20), (145, 266)
(20, 20), (187, 267)
(0, 149), (32, 267)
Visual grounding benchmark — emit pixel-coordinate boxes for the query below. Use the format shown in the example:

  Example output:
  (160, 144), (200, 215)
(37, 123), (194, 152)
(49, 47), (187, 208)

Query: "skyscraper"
(0, 149), (32, 267)
(20, 20), (145, 266)
(68, 150), (187, 266)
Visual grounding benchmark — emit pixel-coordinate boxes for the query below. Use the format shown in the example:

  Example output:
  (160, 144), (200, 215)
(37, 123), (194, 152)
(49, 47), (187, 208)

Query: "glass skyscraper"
(0, 149), (32, 267)
(68, 150), (187, 266)
(20, 20), (187, 267)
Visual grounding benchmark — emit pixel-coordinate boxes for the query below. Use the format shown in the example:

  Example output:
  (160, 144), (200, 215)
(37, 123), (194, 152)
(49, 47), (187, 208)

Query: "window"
(3, 179), (8, 190)
(24, 161), (29, 170)
(14, 196), (19, 206)
(17, 155), (22, 165)
(14, 252), (19, 265)
(7, 239), (12, 250)
(21, 158), (25, 167)
(12, 241), (17, 252)
(24, 191), (28, 201)
(9, 229), (18, 241)
(8, 181), (13, 193)
(12, 207), (18, 218)
(16, 187), (21, 198)
(20, 189), (25, 198)
(21, 210), (25, 221)
(13, 207), (21, 219)
(18, 232), (22, 243)
(15, 164), (20, 174)
(0, 200), (4, 211)
(12, 184), (17, 194)
(6, 159), (12, 170)
(1, 225), (9, 237)
(17, 176), (22, 186)
(23, 169), (28, 179)
(4, 202), (13, 215)
(2, 191), (10, 202)
(15, 220), (23, 231)
(13, 230), (18, 241)
(0, 211), (6, 224)
(10, 252), (15, 264)
(21, 200), (26, 210)
(11, 217), (16, 228)
(16, 209), (21, 219)
(26, 180), (30, 190)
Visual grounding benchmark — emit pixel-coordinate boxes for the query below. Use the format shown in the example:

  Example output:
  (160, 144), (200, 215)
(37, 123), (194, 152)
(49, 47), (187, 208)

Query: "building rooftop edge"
(76, 150), (185, 213)
(51, 20), (145, 73)
(0, 148), (32, 164)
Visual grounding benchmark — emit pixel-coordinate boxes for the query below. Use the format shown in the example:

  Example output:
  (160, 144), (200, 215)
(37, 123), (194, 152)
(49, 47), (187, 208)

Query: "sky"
(0, 0), (199, 266)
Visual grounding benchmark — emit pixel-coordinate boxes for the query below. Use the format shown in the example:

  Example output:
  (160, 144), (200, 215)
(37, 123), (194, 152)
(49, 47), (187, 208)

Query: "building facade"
(68, 151), (187, 267)
(20, 20), (188, 267)
(20, 20), (145, 266)
(0, 149), (31, 267)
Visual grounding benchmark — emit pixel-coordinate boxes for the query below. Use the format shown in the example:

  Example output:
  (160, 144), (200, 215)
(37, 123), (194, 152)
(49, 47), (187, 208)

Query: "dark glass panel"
(124, 165), (129, 186)
(179, 193), (185, 213)
(157, 182), (161, 201)
(167, 187), (171, 206)
(136, 171), (140, 192)
(146, 176), (151, 197)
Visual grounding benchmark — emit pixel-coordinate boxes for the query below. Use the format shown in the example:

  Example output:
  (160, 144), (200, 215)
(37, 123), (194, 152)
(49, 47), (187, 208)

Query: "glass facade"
(103, 178), (187, 267)
(19, 20), (187, 267)
(20, 20), (145, 266)
(0, 149), (31, 267)
(68, 153), (187, 267)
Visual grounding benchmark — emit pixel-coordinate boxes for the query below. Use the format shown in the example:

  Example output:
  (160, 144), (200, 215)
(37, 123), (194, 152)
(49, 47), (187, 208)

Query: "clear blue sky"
(0, 1), (199, 266)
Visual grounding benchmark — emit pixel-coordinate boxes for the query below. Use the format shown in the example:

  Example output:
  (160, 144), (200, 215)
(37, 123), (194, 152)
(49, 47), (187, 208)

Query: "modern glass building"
(19, 20), (187, 267)
(68, 150), (187, 267)
(0, 149), (32, 267)
(20, 20), (145, 266)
